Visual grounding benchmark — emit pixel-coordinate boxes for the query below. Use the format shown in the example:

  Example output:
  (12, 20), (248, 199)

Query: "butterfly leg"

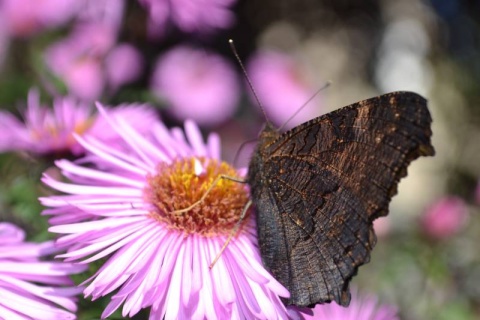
(209, 199), (253, 269)
(170, 174), (246, 214)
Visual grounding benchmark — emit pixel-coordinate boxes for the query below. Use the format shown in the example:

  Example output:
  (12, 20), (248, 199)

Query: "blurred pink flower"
(0, 222), (86, 319)
(40, 112), (292, 318)
(105, 44), (144, 93)
(373, 216), (392, 238)
(76, 0), (125, 31)
(247, 50), (322, 128)
(151, 46), (240, 127)
(0, 90), (158, 156)
(44, 1), (142, 101)
(0, 0), (81, 37)
(421, 196), (469, 239)
(294, 288), (399, 320)
(139, 0), (236, 36)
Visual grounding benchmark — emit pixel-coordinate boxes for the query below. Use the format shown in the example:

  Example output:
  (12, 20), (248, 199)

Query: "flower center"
(30, 117), (94, 145)
(145, 157), (250, 236)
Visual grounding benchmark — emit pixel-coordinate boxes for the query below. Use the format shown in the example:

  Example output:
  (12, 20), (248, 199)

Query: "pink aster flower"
(45, 24), (143, 101)
(247, 50), (322, 128)
(151, 46), (240, 127)
(44, 1), (142, 101)
(139, 0), (236, 36)
(104, 44), (144, 93)
(0, 222), (86, 320)
(77, 0), (125, 31)
(0, 0), (81, 38)
(0, 90), (158, 156)
(296, 288), (399, 320)
(40, 110), (291, 319)
(420, 196), (469, 239)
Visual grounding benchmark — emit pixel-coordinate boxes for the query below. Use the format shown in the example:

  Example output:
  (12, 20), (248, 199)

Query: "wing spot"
(388, 124), (397, 133)
(375, 134), (384, 143)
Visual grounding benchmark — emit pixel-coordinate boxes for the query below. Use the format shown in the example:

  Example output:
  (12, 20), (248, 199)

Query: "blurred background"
(0, 0), (479, 319)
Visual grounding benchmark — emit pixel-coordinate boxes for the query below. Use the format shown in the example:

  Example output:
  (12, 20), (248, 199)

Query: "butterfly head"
(257, 122), (280, 149)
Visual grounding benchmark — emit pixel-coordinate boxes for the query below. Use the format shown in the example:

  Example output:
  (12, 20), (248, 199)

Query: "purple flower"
(40, 110), (291, 318)
(247, 50), (322, 128)
(105, 44), (144, 93)
(420, 196), (468, 239)
(44, 1), (142, 101)
(0, 0), (81, 37)
(0, 90), (158, 156)
(139, 0), (236, 36)
(0, 222), (86, 319)
(151, 46), (240, 127)
(76, 0), (125, 31)
(295, 288), (399, 320)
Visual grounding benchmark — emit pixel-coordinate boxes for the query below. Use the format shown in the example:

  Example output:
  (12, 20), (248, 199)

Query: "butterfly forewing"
(247, 91), (434, 307)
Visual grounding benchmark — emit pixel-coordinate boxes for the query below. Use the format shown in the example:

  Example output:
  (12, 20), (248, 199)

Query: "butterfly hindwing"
(248, 91), (434, 307)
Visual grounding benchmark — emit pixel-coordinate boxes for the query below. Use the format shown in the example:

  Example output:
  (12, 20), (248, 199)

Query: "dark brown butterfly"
(247, 91), (434, 307)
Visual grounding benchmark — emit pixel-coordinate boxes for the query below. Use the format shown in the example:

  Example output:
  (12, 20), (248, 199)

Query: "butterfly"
(247, 91), (435, 307)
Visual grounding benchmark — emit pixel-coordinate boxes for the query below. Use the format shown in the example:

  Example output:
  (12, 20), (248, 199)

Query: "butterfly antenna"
(277, 81), (332, 132)
(229, 39), (270, 125)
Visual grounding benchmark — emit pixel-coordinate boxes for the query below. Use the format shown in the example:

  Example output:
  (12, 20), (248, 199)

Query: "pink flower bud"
(421, 196), (468, 239)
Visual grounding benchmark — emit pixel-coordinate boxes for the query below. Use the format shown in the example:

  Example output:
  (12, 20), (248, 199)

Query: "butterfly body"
(247, 91), (434, 307)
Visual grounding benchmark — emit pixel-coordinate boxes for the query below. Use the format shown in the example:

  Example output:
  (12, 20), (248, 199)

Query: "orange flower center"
(30, 117), (95, 146)
(145, 157), (250, 236)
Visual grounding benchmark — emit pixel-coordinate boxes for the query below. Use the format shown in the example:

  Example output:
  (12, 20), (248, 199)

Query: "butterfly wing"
(248, 91), (434, 307)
